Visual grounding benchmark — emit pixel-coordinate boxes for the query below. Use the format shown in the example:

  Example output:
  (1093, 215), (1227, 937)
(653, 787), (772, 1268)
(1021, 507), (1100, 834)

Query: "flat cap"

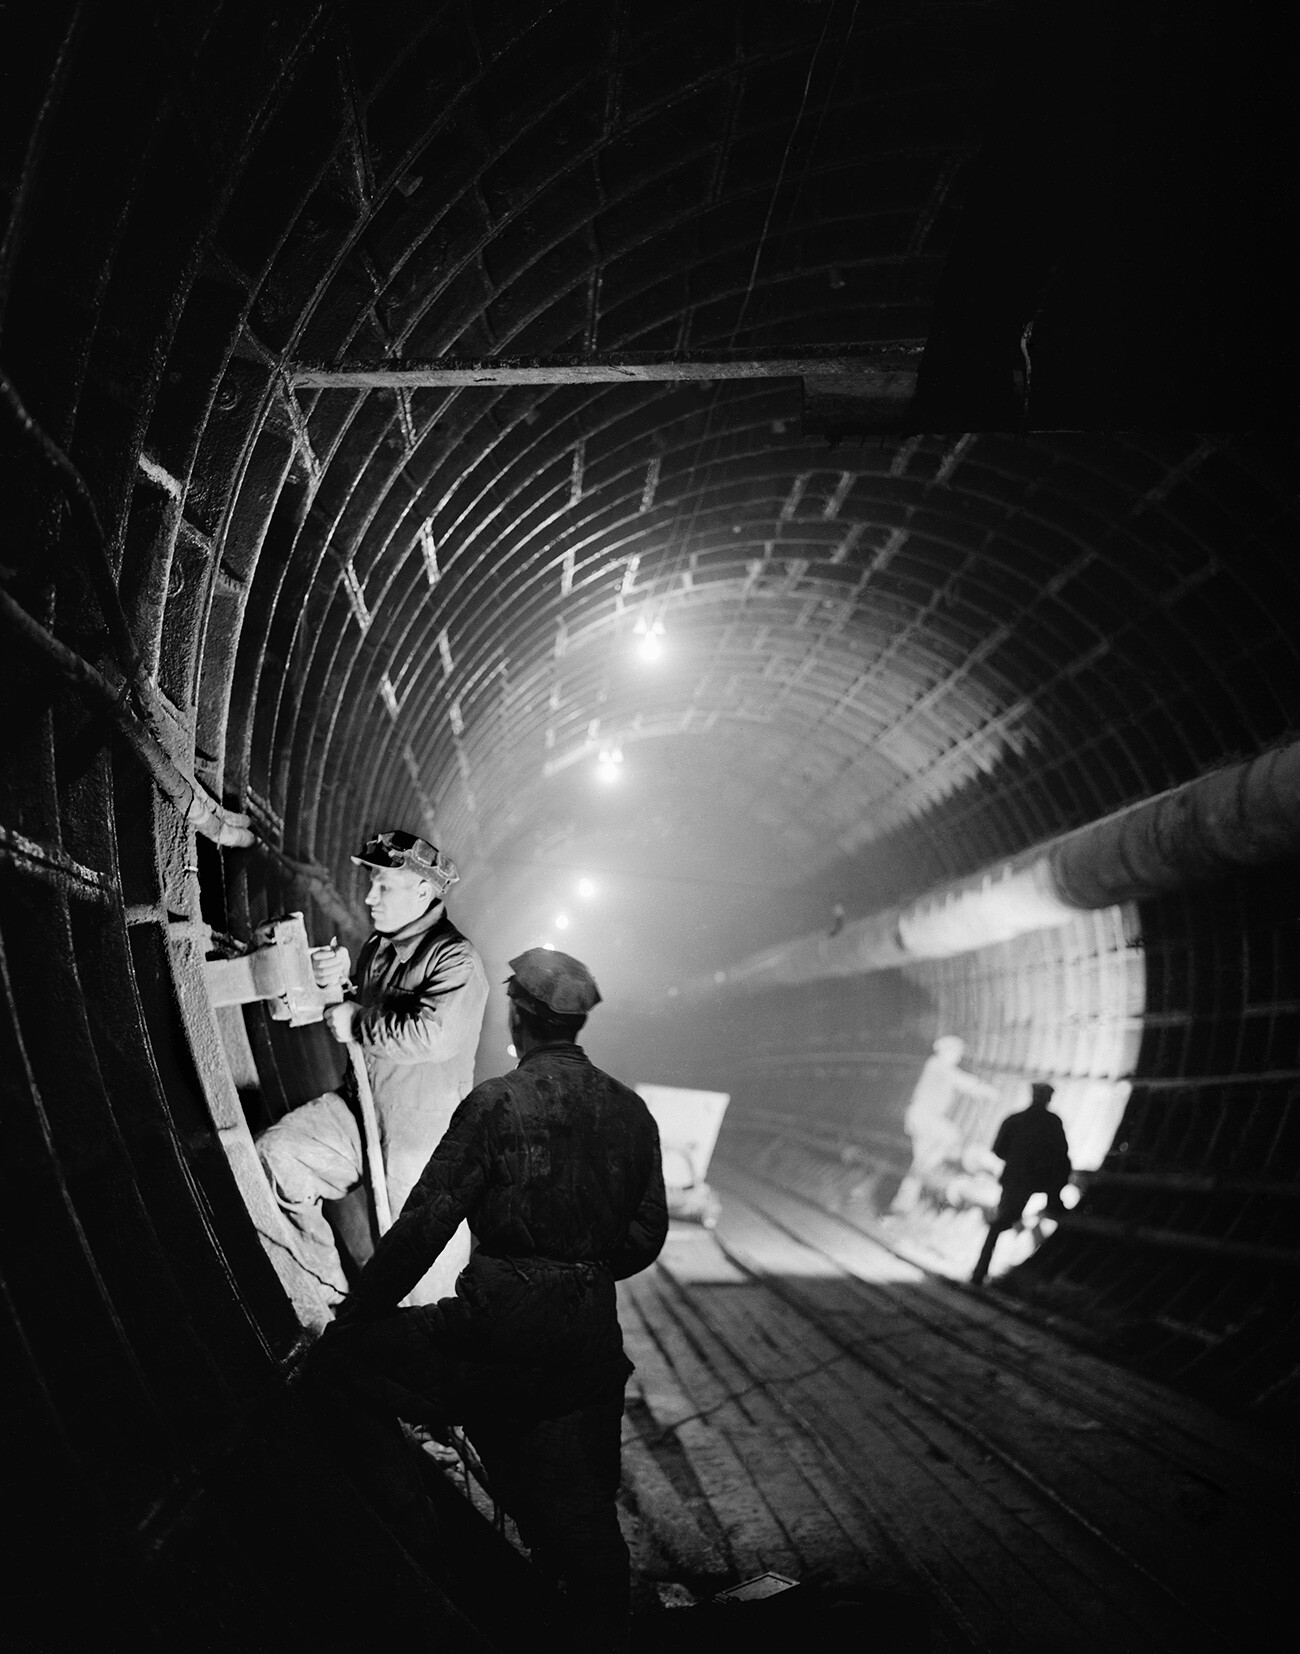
(507, 948), (602, 1017)
(351, 829), (459, 892)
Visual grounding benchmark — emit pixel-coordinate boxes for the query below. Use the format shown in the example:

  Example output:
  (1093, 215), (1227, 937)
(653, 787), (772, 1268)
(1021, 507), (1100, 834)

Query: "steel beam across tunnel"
(0, 2), (1296, 1645)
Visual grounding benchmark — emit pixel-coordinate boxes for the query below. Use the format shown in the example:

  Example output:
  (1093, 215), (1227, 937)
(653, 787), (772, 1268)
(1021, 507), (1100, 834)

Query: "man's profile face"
(365, 866), (435, 934)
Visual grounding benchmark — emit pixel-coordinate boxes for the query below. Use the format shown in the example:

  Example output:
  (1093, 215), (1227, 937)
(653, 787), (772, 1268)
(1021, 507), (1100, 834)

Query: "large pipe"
(684, 739), (1300, 996)
(1048, 740), (1300, 906)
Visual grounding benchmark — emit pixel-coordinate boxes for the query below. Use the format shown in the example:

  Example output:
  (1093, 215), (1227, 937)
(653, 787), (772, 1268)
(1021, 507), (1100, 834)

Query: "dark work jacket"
(338, 1044), (668, 1402)
(993, 1105), (1071, 1192)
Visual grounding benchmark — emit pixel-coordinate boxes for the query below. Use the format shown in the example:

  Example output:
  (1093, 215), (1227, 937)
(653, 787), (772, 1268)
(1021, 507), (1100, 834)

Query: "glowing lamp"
(633, 615), (666, 662)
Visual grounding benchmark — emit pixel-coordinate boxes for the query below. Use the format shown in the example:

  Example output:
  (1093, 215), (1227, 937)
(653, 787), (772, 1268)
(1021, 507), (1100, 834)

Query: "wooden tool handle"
(346, 1040), (393, 1235)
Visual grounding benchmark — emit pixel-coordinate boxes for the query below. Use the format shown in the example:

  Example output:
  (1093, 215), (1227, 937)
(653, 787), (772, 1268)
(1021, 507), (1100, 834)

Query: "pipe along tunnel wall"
(1, 4), (1296, 1644)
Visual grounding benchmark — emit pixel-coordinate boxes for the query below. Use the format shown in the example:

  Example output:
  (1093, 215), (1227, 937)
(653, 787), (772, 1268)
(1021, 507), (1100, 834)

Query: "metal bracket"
(203, 911), (342, 1025)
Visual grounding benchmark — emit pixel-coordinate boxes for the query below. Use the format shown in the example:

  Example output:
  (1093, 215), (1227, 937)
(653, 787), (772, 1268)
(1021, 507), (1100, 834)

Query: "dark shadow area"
(629, 1582), (935, 1653)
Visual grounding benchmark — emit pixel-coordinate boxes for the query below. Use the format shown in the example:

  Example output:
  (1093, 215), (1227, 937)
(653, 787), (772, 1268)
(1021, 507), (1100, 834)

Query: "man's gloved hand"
(310, 942), (351, 989)
(324, 1000), (361, 1043)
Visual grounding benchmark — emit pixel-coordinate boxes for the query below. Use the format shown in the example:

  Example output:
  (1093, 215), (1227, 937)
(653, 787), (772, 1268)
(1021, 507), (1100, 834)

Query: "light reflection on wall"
(891, 903), (1146, 1277)
(712, 904), (1147, 1285)
(903, 903), (1145, 1168)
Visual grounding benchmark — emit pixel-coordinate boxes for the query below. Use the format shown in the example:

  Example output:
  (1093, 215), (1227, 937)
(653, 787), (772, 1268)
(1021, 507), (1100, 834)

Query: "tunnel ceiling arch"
(3, 7), (1300, 1627)
(4, 1), (1295, 1000)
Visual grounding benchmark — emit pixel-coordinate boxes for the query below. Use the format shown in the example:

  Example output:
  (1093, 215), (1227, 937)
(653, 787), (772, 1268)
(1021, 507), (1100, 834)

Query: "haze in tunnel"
(1, 2), (1296, 1647)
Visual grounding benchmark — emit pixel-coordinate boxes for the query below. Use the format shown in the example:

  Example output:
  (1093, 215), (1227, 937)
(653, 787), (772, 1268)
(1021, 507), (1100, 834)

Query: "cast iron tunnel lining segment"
(0, 1), (1296, 1646)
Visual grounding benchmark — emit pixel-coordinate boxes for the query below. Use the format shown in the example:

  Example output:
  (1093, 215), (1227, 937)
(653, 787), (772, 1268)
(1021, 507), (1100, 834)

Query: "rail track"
(616, 1164), (1288, 1651)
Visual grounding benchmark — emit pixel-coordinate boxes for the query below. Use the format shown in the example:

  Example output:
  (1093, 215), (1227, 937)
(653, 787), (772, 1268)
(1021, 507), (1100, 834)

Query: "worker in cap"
(349, 828), (460, 889)
(505, 945), (603, 1019)
(304, 944), (666, 1652)
(972, 1081), (1073, 1284)
(256, 827), (488, 1310)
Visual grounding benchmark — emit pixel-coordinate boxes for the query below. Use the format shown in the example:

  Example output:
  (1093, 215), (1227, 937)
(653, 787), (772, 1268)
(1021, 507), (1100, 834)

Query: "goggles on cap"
(352, 831), (459, 890)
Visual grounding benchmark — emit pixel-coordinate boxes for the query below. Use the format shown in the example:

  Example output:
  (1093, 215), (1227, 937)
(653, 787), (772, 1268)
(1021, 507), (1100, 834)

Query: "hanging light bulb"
(577, 878), (595, 898)
(633, 614), (666, 662)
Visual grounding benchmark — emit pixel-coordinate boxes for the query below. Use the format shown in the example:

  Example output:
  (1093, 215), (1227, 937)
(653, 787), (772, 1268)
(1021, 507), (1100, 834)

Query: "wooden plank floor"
(615, 1165), (1290, 1652)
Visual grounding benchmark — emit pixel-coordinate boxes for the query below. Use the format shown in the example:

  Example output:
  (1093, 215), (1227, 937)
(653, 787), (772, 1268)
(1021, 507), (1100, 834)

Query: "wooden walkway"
(615, 1165), (1289, 1651)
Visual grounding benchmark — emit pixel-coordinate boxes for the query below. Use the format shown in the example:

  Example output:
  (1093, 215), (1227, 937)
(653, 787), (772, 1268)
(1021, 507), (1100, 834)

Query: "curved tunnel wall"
(695, 865), (1300, 1417)
(1, 1), (1296, 1633)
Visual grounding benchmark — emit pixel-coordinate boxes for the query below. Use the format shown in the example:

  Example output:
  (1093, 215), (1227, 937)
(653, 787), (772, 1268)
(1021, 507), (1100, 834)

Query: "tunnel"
(1, 4), (1295, 1649)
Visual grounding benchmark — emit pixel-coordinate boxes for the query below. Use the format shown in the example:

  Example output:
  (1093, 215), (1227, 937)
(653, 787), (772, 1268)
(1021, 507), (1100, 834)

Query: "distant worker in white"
(893, 1034), (999, 1213)
(257, 830), (488, 1309)
(972, 1082), (1072, 1285)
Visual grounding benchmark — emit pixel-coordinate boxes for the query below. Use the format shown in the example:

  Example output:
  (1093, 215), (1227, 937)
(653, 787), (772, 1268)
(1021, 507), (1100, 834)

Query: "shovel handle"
(346, 1039), (393, 1235)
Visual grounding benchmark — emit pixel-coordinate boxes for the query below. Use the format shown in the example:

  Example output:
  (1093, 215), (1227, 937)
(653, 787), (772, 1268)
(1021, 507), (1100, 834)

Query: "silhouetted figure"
(893, 1035), (998, 1213)
(302, 949), (666, 1653)
(971, 1082), (1072, 1284)
(828, 902), (845, 937)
